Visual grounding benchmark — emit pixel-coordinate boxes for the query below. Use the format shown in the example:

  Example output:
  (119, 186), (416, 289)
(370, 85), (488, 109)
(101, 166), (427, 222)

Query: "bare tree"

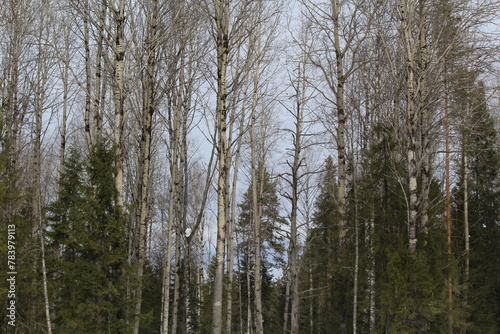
(131, 0), (159, 332)
(211, 1), (230, 332)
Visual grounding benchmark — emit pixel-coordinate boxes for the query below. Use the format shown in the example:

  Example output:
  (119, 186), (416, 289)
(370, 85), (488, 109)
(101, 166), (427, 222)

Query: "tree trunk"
(59, 22), (70, 178)
(83, 0), (92, 148)
(418, 0), (431, 236)
(226, 106), (246, 333)
(288, 58), (306, 334)
(212, 1), (230, 333)
(93, 0), (107, 142)
(353, 182), (359, 334)
(113, 0), (126, 210)
(250, 19), (264, 332)
(401, 0), (419, 253)
(332, 0), (348, 249)
(33, 10), (53, 330)
(368, 207), (376, 333)
(172, 232), (181, 333)
(444, 76), (453, 334)
(282, 270), (290, 334)
(463, 142), (470, 284)
(309, 266), (313, 334)
(132, 0), (157, 331)
(162, 41), (188, 330)
(161, 197), (174, 334)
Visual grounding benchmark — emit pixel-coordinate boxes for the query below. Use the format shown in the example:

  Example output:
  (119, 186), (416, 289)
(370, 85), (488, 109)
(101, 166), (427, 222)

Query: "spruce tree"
(46, 142), (131, 333)
(235, 167), (284, 332)
(453, 81), (500, 333)
(301, 156), (341, 333)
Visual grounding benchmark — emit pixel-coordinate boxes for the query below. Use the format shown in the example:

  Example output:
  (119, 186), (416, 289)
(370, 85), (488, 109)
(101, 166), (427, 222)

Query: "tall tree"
(211, 0), (231, 332)
(453, 79), (500, 333)
(236, 166), (284, 333)
(131, 0), (159, 332)
(47, 143), (131, 333)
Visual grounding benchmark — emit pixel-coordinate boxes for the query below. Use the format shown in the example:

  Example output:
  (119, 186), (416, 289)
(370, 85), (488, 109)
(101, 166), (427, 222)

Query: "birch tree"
(211, 1), (230, 332)
(112, 0), (126, 210)
(131, 0), (159, 332)
(32, 2), (55, 331)
(280, 24), (315, 332)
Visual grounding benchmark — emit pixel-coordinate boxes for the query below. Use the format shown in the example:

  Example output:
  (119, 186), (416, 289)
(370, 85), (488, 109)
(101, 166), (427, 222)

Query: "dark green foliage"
(231, 166), (285, 333)
(301, 129), (451, 333)
(237, 167), (285, 258)
(0, 126), (48, 332)
(452, 80), (500, 333)
(46, 142), (132, 333)
(301, 155), (355, 333)
(139, 263), (163, 334)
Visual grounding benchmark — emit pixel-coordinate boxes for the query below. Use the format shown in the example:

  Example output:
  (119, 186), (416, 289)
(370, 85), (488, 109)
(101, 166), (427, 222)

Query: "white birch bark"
(226, 105), (246, 333)
(83, 0), (93, 148)
(368, 207), (376, 333)
(212, 1), (230, 332)
(113, 0), (126, 210)
(249, 7), (264, 329)
(33, 6), (52, 330)
(331, 0), (348, 248)
(418, 0), (431, 235)
(401, 0), (419, 252)
(92, 0), (107, 142)
(132, 0), (158, 332)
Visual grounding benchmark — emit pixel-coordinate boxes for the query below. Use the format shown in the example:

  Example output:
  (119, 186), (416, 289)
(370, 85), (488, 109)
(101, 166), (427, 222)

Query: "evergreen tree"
(452, 80), (500, 333)
(235, 167), (284, 332)
(1, 117), (48, 332)
(301, 156), (342, 333)
(361, 127), (448, 333)
(237, 168), (284, 253)
(46, 142), (132, 333)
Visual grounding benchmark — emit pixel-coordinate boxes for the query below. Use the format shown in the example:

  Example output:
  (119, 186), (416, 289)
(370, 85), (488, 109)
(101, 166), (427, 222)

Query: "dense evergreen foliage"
(46, 143), (132, 333)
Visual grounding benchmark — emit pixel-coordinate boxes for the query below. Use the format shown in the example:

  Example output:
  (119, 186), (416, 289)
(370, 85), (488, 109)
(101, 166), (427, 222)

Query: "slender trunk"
(462, 138), (470, 334)
(59, 26), (70, 177)
(418, 0), (430, 234)
(40, 224), (52, 334)
(179, 68), (190, 333)
(161, 55), (183, 333)
(289, 61), (305, 334)
(401, 0), (419, 252)
(212, 1), (230, 333)
(36, 88), (53, 334)
(83, 0), (92, 148)
(353, 183), (359, 334)
(169, 76), (185, 333)
(332, 0), (347, 247)
(226, 107), (246, 333)
(132, 1), (157, 331)
(282, 270), (290, 334)
(330, 0), (348, 319)
(463, 100), (470, 293)
(172, 232), (181, 333)
(237, 237), (244, 334)
(93, 0), (107, 141)
(34, 13), (52, 330)
(309, 266), (313, 334)
(463, 148), (470, 284)
(368, 207), (376, 333)
(160, 175), (176, 334)
(113, 0), (126, 210)
(445, 77), (453, 334)
(250, 19), (264, 331)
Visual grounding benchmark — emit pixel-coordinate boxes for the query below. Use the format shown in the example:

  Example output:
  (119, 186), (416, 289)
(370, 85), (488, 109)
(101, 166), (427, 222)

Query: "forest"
(0, 0), (499, 333)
